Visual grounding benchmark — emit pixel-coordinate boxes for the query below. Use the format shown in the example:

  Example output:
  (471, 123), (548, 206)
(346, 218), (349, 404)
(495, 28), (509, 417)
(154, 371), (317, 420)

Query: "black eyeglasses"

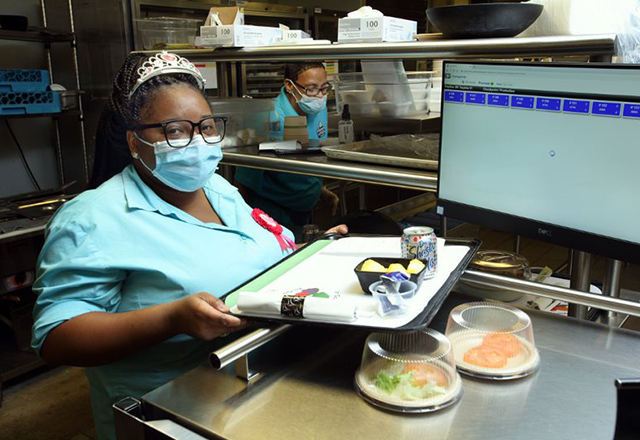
(133, 116), (227, 148)
(291, 80), (332, 97)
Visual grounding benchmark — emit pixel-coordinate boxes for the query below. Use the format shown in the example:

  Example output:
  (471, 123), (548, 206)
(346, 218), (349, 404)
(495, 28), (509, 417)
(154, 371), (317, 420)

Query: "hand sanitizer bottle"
(338, 104), (354, 144)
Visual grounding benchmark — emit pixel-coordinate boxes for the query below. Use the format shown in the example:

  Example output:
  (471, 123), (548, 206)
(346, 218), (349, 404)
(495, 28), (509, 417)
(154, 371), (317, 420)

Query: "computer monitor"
(436, 61), (640, 265)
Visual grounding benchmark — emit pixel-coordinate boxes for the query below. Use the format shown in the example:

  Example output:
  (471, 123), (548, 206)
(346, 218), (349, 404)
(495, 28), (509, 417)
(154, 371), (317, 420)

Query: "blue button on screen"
(536, 98), (561, 111)
(592, 101), (621, 116)
(465, 92), (486, 105)
(623, 104), (640, 118)
(511, 96), (534, 109)
(563, 100), (590, 114)
(444, 91), (464, 103)
(488, 94), (509, 107)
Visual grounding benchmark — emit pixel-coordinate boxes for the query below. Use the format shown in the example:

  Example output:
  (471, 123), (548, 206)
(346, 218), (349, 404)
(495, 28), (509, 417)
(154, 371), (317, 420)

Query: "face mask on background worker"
(287, 80), (328, 114)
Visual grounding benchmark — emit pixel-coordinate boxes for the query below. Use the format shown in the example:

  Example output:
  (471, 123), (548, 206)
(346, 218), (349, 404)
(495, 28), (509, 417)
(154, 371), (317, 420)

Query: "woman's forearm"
(39, 292), (244, 367)
(40, 301), (178, 367)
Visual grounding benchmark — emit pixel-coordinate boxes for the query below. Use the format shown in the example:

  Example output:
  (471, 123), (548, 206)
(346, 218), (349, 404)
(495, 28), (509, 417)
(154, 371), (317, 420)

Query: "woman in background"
(235, 61), (339, 240)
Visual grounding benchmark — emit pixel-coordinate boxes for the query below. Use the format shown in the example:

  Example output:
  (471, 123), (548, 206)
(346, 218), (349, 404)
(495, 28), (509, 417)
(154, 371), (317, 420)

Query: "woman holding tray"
(31, 51), (346, 440)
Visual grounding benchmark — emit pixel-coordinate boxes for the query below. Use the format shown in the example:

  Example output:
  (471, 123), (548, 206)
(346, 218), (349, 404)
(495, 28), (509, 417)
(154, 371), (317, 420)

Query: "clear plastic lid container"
(355, 329), (463, 413)
(469, 250), (531, 279)
(208, 98), (274, 148)
(445, 302), (540, 380)
(135, 17), (201, 30)
(332, 71), (433, 117)
(457, 250), (531, 302)
(135, 17), (202, 50)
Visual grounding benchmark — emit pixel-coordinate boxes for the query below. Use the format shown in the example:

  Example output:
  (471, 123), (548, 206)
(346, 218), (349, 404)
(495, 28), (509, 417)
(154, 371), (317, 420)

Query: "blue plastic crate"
(0, 69), (50, 92)
(0, 91), (61, 115)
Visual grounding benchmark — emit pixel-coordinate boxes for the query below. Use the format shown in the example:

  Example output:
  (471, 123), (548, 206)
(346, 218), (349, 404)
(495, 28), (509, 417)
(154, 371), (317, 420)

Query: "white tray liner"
(231, 237), (470, 329)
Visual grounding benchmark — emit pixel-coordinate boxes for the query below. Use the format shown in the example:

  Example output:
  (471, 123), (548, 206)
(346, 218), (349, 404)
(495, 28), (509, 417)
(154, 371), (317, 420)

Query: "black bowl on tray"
(426, 2), (544, 39)
(354, 257), (427, 294)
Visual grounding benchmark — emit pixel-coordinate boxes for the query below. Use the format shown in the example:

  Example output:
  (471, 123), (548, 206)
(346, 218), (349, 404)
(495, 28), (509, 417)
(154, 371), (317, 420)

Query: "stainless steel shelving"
(0, 0), (89, 403)
(0, 29), (74, 43)
(141, 33), (617, 62)
(137, 34), (616, 123)
(0, 1), (90, 188)
(0, 109), (81, 120)
(242, 62), (284, 98)
(221, 146), (438, 191)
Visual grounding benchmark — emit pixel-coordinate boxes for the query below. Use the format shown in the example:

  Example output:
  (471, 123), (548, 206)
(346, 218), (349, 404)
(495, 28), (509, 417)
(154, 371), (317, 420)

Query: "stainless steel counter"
(221, 146), (438, 191)
(123, 293), (640, 440)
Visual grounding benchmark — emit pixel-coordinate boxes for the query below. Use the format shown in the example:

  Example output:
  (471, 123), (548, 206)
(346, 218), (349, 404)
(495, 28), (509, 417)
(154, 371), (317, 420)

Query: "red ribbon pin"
(251, 208), (297, 252)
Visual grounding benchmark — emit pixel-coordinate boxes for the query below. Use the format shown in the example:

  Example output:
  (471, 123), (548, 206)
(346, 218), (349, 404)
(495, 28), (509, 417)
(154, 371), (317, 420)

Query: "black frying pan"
(426, 2), (544, 39)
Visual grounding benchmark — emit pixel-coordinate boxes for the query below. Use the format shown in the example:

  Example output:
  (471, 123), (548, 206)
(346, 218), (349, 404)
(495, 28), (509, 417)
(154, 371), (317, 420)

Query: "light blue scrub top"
(234, 87), (327, 213)
(31, 165), (293, 440)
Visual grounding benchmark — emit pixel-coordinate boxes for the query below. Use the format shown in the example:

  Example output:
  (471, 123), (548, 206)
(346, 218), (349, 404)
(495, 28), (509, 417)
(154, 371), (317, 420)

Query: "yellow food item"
(407, 259), (426, 274)
(360, 259), (387, 273)
(386, 263), (408, 275)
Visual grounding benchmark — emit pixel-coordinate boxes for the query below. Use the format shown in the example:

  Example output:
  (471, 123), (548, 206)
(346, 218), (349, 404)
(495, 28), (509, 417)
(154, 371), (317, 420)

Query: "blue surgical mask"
(133, 133), (222, 192)
(297, 94), (327, 114)
(289, 82), (327, 114)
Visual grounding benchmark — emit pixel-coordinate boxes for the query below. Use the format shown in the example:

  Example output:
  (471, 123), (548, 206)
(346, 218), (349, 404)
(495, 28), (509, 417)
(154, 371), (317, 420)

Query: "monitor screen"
(436, 61), (640, 264)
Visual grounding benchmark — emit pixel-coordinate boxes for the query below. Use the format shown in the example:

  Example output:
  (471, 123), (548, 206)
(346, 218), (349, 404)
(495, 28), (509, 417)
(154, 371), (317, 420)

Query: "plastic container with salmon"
(445, 302), (540, 380)
(354, 329), (463, 413)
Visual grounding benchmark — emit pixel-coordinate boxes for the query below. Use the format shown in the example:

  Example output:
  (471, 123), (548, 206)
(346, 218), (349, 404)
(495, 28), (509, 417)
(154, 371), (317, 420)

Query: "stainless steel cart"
(113, 291), (640, 440)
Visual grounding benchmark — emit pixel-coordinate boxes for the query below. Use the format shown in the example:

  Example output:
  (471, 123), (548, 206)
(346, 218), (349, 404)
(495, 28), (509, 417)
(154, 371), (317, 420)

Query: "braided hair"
(91, 53), (204, 188)
(283, 62), (325, 83)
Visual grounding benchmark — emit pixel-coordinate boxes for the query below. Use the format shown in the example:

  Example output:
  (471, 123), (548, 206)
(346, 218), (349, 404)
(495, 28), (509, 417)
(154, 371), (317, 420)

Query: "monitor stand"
(569, 251), (592, 319)
(440, 214), (626, 324)
(570, 253), (626, 326)
(598, 259), (626, 327)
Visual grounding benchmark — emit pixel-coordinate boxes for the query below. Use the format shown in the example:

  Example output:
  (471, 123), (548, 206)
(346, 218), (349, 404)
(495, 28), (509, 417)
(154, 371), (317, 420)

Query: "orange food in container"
(445, 301), (540, 380)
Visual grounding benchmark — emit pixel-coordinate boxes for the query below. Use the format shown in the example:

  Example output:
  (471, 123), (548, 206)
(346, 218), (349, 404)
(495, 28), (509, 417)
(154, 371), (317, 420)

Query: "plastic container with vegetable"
(355, 329), (463, 413)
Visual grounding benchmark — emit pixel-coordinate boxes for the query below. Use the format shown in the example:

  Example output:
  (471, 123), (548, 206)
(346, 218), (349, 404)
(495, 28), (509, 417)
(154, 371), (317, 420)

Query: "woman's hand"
(171, 292), (247, 340)
(320, 186), (340, 216)
(326, 224), (348, 235)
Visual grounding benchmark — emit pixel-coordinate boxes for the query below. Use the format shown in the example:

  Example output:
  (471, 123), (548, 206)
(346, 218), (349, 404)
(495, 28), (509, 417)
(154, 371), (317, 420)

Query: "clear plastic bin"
(208, 98), (274, 148)
(135, 17), (201, 50)
(354, 329), (463, 413)
(445, 302), (540, 380)
(333, 71), (433, 117)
